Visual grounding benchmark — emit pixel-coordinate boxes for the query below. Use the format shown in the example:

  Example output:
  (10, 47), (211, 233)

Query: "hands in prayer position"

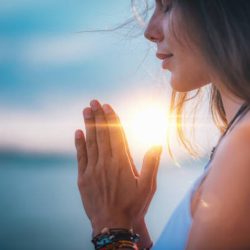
(74, 99), (162, 244)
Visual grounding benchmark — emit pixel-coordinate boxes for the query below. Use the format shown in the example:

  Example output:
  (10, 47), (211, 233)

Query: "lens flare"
(123, 102), (169, 150)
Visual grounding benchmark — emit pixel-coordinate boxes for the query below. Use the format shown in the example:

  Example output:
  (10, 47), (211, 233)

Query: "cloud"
(20, 34), (98, 65)
(0, 97), (86, 154)
(0, 81), (218, 161)
(0, 34), (103, 66)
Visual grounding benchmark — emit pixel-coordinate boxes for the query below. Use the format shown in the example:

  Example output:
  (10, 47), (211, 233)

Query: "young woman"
(74, 0), (250, 249)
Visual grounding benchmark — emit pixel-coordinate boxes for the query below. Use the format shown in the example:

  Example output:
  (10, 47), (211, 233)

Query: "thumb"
(139, 145), (162, 189)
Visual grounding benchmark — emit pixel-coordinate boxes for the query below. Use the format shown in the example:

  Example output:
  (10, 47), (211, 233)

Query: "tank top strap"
(204, 102), (250, 171)
(203, 150), (214, 171)
(223, 102), (250, 137)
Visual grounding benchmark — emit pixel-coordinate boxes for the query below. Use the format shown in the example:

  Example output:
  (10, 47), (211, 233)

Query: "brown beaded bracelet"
(92, 227), (140, 250)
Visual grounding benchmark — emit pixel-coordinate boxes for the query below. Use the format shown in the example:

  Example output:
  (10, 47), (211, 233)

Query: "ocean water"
(0, 152), (205, 249)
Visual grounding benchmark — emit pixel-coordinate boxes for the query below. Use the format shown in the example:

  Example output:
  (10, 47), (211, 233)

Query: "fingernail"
(102, 104), (112, 114)
(75, 130), (82, 139)
(90, 100), (100, 111)
(83, 108), (92, 119)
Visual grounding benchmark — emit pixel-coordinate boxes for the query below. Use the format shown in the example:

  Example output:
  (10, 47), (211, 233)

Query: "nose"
(144, 15), (163, 43)
(144, 29), (158, 42)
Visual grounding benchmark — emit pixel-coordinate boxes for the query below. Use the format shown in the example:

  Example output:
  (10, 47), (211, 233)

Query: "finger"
(113, 107), (139, 177)
(75, 129), (88, 175)
(151, 150), (162, 191)
(90, 99), (111, 158)
(118, 115), (139, 177)
(139, 146), (162, 190)
(102, 103), (127, 158)
(102, 103), (139, 177)
(83, 107), (98, 165)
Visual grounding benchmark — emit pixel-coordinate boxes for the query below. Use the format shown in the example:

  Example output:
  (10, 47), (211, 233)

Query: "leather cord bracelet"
(91, 227), (140, 250)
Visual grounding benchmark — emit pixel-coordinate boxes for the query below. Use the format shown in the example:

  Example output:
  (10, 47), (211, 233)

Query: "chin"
(169, 75), (209, 92)
(170, 79), (198, 92)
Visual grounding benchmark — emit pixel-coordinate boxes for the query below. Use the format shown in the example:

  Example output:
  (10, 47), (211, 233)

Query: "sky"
(0, 2), (223, 248)
(0, 0), (219, 161)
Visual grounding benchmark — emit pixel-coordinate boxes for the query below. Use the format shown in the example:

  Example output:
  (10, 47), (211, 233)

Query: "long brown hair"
(129, 0), (250, 161)
(79, 0), (250, 161)
(161, 0), (250, 160)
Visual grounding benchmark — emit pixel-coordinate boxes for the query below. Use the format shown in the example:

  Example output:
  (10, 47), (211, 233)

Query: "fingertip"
(75, 129), (83, 140)
(102, 104), (113, 114)
(90, 99), (100, 106)
(152, 145), (162, 155)
(83, 107), (93, 119)
(156, 145), (163, 155)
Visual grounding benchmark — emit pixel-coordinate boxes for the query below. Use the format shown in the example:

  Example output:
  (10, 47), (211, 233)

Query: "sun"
(122, 102), (171, 152)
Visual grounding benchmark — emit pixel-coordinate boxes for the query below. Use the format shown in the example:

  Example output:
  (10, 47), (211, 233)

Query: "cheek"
(168, 53), (211, 92)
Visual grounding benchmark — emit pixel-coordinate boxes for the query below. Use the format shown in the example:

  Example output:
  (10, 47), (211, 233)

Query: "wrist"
(133, 218), (153, 249)
(91, 227), (140, 250)
(91, 215), (133, 238)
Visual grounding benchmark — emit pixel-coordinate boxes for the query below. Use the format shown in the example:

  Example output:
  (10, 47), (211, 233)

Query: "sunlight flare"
(123, 102), (170, 150)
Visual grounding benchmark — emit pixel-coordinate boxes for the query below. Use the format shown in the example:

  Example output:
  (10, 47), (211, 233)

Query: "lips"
(156, 52), (174, 69)
(156, 53), (173, 60)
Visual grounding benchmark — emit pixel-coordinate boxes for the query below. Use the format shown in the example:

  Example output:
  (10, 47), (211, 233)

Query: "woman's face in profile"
(144, 0), (212, 92)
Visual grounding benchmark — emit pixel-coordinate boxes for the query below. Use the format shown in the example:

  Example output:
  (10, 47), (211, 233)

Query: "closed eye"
(162, 0), (172, 13)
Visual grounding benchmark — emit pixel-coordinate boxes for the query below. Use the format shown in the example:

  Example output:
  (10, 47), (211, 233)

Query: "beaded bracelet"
(92, 227), (140, 250)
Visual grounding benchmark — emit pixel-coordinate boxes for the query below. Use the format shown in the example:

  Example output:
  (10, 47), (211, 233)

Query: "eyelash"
(157, 0), (172, 13)
(163, 3), (172, 13)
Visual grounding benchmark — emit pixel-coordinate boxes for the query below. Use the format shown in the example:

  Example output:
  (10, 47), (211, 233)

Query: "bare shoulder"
(186, 112), (250, 249)
(205, 109), (250, 189)
(214, 111), (250, 170)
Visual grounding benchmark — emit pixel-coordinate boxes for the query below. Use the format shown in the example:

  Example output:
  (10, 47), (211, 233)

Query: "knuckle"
(77, 171), (91, 189)
(77, 177), (85, 189)
(85, 121), (94, 129)
(87, 139), (96, 148)
(97, 130), (106, 140)
(77, 152), (84, 163)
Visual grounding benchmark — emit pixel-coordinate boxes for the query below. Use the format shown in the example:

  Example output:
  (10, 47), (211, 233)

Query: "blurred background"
(0, 0), (220, 249)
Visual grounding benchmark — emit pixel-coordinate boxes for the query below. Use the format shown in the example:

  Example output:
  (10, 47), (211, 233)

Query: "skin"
(75, 0), (250, 249)
(145, 0), (212, 92)
(186, 118), (250, 249)
(75, 101), (161, 248)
